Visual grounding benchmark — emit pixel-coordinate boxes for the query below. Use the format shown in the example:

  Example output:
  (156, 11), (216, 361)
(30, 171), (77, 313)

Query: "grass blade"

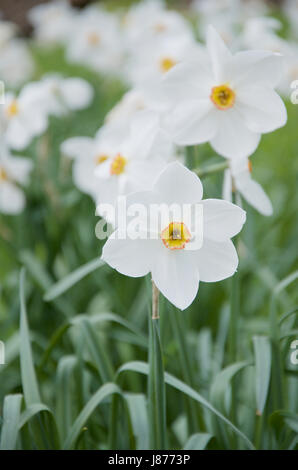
(116, 361), (255, 450)
(183, 433), (213, 450)
(63, 382), (121, 449)
(44, 257), (104, 301)
(0, 394), (23, 450)
(253, 336), (272, 416)
(19, 268), (41, 406)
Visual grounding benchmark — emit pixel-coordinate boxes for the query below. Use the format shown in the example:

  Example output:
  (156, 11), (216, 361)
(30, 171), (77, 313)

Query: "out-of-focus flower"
(34, 75), (94, 116)
(28, 0), (77, 45)
(65, 5), (124, 74)
(283, 0), (298, 40)
(223, 157), (273, 216)
(0, 146), (32, 214)
(0, 20), (34, 88)
(122, 0), (193, 50)
(126, 34), (204, 92)
(193, 0), (268, 46)
(61, 122), (126, 201)
(95, 111), (174, 214)
(241, 17), (288, 52)
(1, 85), (48, 150)
(102, 161), (246, 310)
(162, 26), (287, 159)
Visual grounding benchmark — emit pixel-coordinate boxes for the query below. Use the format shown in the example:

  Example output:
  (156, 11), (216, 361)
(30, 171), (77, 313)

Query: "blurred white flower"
(0, 146), (33, 214)
(162, 25), (287, 159)
(123, 0), (193, 50)
(95, 111), (174, 215)
(28, 0), (77, 44)
(102, 161), (246, 310)
(1, 85), (48, 150)
(126, 34), (204, 92)
(61, 122), (126, 201)
(65, 5), (124, 74)
(35, 75), (94, 116)
(0, 20), (34, 88)
(223, 158), (273, 216)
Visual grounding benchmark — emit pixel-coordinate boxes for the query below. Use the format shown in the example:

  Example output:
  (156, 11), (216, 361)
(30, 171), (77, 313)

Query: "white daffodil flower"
(1, 86), (49, 151)
(65, 5), (124, 74)
(223, 158), (273, 216)
(61, 122), (126, 201)
(0, 20), (34, 88)
(123, 0), (193, 50)
(95, 111), (175, 217)
(102, 162), (246, 310)
(34, 75), (94, 117)
(162, 25), (287, 159)
(126, 34), (204, 92)
(28, 0), (77, 45)
(0, 147), (33, 214)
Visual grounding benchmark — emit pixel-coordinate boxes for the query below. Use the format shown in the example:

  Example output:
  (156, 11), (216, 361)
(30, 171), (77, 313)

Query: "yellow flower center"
(0, 167), (8, 181)
(161, 222), (191, 250)
(110, 154), (127, 175)
(154, 23), (167, 33)
(95, 154), (109, 165)
(87, 32), (101, 46)
(160, 57), (177, 73)
(6, 99), (19, 117)
(248, 159), (252, 173)
(210, 84), (235, 110)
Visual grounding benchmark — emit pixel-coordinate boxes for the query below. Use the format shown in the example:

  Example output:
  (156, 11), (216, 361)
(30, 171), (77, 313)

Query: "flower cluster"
(1, 0), (290, 310)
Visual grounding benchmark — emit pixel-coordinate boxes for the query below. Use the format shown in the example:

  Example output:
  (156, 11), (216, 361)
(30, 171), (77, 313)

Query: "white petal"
(6, 119), (31, 150)
(210, 109), (261, 159)
(154, 162), (203, 204)
(72, 158), (98, 198)
(206, 25), (233, 82)
(236, 175), (273, 216)
(60, 78), (93, 110)
(164, 99), (217, 146)
(0, 181), (25, 214)
(231, 50), (284, 88)
(196, 239), (238, 282)
(202, 199), (246, 242)
(102, 233), (158, 277)
(152, 249), (199, 310)
(237, 86), (287, 133)
(162, 54), (213, 102)
(3, 156), (32, 185)
(61, 137), (95, 159)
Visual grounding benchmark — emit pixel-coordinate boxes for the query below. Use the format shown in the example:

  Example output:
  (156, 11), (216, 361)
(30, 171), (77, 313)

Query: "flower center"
(87, 32), (101, 46)
(210, 84), (235, 110)
(0, 167), (8, 181)
(248, 159), (252, 173)
(95, 154), (109, 165)
(6, 99), (19, 117)
(155, 23), (167, 33)
(110, 154), (127, 175)
(160, 57), (176, 73)
(161, 222), (191, 250)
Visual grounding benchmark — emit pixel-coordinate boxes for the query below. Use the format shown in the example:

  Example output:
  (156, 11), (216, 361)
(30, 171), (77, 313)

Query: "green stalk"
(148, 281), (167, 449)
(193, 161), (229, 178)
(170, 307), (205, 433)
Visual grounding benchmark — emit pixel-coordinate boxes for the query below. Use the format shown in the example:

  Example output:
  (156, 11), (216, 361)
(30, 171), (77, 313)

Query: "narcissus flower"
(1, 87), (48, 150)
(61, 122), (126, 201)
(162, 25), (287, 159)
(223, 157), (273, 216)
(0, 147), (33, 214)
(102, 162), (246, 310)
(94, 111), (174, 213)
(35, 75), (93, 116)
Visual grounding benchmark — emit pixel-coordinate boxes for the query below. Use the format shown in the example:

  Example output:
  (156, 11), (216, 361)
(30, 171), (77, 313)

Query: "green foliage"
(0, 35), (297, 451)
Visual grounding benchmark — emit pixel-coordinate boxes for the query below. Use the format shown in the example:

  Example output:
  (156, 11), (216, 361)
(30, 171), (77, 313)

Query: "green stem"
(148, 281), (167, 449)
(170, 307), (205, 433)
(193, 161), (229, 178)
